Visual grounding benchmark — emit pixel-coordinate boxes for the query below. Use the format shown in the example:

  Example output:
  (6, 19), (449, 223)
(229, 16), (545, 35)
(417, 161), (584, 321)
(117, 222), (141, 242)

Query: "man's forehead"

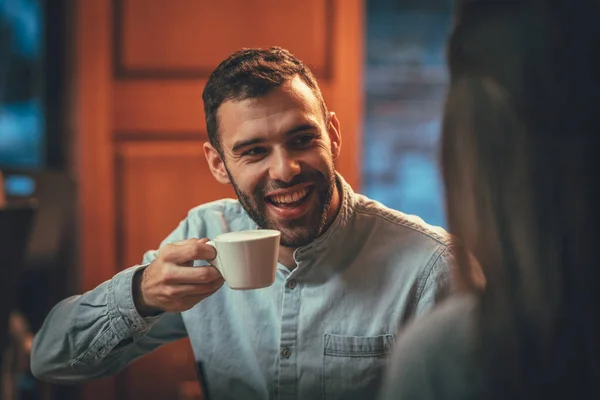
(217, 78), (323, 142)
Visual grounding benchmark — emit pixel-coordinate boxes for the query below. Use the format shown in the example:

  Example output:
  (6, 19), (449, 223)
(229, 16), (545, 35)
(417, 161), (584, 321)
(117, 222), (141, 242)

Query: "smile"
(267, 187), (311, 206)
(264, 185), (315, 219)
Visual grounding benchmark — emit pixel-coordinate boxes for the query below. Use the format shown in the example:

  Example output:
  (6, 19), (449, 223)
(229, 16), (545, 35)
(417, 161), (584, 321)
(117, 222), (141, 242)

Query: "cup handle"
(205, 240), (222, 274)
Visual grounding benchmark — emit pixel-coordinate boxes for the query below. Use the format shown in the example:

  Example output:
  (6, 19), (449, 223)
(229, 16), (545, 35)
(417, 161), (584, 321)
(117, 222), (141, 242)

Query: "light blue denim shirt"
(31, 176), (454, 400)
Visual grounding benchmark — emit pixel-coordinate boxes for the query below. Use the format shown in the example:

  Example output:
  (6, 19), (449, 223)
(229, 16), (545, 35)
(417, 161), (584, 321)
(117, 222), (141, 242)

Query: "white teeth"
(270, 188), (309, 204)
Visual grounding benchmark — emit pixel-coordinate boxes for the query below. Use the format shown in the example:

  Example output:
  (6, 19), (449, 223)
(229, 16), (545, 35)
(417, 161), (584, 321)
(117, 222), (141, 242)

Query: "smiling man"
(31, 47), (454, 400)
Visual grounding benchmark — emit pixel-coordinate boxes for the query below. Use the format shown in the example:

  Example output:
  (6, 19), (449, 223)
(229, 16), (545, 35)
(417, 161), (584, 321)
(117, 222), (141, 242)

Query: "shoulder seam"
(353, 205), (451, 247)
(415, 244), (454, 316)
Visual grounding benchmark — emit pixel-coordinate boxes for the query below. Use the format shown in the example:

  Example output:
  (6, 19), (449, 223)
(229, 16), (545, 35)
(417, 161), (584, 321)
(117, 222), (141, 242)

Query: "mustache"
(258, 171), (325, 195)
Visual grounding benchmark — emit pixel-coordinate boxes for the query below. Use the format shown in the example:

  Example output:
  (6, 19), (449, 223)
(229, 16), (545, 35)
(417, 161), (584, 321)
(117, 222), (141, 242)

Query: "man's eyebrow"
(230, 123), (320, 153)
(285, 123), (320, 136)
(231, 137), (266, 153)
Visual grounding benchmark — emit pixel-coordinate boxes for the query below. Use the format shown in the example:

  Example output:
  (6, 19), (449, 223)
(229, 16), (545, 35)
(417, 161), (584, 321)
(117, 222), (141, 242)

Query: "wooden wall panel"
(116, 0), (332, 78)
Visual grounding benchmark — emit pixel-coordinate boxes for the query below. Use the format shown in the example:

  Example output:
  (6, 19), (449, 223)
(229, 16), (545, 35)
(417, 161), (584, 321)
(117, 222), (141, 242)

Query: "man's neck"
(278, 180), (342, 269)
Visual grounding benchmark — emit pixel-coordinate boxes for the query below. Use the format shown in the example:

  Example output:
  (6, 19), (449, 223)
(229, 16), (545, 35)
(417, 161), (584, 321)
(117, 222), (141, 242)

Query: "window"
(363, 0), (452, 227)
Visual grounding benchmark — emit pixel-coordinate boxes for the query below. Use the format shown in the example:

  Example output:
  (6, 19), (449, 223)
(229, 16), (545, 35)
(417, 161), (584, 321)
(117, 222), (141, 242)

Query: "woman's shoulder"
(404, 293), (477, 343)
(381, 294), (481, 399)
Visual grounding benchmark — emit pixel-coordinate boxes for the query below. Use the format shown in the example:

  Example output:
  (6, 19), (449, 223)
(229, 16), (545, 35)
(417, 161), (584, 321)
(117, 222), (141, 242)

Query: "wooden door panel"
(118, 0), (331, 77)
(113, 80), (207, 134)
(116, 141), (234, 269)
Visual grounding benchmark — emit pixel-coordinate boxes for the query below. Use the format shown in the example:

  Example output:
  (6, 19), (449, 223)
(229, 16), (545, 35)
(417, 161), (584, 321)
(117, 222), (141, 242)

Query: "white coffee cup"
(206, 229), (281, 290)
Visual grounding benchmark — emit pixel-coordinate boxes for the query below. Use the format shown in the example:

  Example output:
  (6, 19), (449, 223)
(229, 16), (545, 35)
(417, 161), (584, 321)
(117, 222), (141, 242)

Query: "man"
(31, 47), (453, 400)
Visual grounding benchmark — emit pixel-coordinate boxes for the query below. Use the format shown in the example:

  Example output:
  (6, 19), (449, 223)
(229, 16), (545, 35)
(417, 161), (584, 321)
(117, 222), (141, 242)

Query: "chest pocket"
(322, 333), (395, 400)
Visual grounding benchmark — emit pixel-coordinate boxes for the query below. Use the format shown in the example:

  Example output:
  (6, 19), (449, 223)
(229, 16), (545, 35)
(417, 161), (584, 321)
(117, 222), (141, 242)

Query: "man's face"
(204, 76), (341, 247)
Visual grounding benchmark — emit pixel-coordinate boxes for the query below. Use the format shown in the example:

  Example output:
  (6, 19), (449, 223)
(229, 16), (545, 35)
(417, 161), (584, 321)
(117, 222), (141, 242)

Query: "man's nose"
(268, 148), (301, 183)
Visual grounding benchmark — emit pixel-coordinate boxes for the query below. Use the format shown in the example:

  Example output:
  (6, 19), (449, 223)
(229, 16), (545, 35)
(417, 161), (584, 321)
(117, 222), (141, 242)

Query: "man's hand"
(133, 238), (224, 316)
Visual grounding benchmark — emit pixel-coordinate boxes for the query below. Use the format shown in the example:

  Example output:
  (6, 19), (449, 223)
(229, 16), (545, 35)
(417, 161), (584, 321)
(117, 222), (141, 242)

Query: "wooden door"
(74, 0), (363, 399)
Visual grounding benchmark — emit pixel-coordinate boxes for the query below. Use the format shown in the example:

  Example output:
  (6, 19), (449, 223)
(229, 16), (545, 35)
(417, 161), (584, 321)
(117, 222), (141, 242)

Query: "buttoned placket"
(274, 177), (352, 399)
(276, 258), (302, 400)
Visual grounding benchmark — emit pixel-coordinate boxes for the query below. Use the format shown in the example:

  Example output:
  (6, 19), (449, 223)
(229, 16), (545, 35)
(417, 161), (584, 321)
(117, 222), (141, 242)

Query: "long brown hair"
(443, 1), (600, 398)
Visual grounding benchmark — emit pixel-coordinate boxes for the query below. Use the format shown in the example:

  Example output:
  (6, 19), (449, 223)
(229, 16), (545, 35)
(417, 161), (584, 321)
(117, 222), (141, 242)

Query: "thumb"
(160, 238), (215, 265)
(180, 238), (212, 267)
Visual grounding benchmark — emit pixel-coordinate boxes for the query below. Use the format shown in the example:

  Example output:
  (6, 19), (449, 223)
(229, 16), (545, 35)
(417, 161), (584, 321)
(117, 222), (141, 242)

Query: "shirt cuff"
(108, 264), (163, 341)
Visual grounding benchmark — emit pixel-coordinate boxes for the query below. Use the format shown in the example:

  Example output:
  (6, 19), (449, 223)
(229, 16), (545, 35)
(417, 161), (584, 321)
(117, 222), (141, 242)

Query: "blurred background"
(0, 0), (451, 399)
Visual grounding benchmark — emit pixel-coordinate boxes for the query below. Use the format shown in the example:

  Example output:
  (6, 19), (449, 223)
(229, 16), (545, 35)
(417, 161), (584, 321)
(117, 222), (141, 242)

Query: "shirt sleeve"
(30, 212), (204, 383)
(30, 265), (187, 383)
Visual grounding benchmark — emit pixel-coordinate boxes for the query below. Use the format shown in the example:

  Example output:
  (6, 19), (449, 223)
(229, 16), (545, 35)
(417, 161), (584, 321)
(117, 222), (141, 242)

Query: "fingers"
(139, 238), (224, 313)
(160, 238), (217, 266)
(154, 276), (225, 313)
(167, 277), (225, 297)
(163, 265), (222, 285)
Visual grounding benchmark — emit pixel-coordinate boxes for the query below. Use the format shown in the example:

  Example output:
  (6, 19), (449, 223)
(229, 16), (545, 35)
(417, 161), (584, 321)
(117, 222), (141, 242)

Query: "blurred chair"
(0, 202), (37, 400)
(3, 169), (77, 332)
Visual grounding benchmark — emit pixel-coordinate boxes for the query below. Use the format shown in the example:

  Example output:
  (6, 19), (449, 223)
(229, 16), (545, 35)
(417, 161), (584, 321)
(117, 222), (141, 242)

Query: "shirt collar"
(293, 172), (357, 262)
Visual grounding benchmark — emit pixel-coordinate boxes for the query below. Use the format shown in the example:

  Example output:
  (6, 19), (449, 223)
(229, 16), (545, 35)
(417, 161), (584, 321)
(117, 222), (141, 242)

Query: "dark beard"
(226, 165), (336, 247)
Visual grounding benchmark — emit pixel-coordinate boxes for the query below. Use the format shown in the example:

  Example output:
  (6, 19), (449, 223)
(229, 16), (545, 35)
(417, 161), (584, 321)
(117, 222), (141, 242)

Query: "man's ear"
(203, 142), (231, 184)
(327, 112), (342, 161)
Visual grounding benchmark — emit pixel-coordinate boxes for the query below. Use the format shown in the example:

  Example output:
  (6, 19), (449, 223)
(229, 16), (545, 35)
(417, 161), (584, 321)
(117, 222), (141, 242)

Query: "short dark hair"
(202, 47), (328, 154)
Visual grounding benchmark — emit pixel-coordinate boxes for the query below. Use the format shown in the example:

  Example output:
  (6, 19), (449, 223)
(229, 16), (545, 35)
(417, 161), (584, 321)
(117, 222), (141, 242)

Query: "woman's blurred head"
(443, 1), (600, 396)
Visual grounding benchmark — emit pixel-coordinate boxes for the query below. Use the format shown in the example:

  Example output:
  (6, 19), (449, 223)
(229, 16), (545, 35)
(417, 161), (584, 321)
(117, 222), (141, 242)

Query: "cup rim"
(213, 229), (281, 243)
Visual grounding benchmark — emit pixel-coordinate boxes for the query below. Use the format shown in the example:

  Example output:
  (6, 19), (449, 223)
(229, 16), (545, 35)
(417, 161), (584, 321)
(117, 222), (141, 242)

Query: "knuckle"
(196, 268), (209, 281)
(156, 248), (173, 264)
(161, 241), (189, 262)
(163, 287), (176, 299)
(196, 241), (215, 257)
(161, 269), (175, 283)
(158, 244), (173, 258)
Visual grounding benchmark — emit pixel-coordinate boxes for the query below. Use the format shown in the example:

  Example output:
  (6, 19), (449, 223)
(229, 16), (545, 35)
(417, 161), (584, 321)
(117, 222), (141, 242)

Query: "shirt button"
(286, 279), (297, 289)
(281, 347), (292, 359)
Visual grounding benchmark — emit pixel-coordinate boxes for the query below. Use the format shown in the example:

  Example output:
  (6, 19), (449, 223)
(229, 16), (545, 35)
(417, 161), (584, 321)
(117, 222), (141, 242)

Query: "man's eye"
(292, 135), (316, 147)
(242, 147), (267, 157)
